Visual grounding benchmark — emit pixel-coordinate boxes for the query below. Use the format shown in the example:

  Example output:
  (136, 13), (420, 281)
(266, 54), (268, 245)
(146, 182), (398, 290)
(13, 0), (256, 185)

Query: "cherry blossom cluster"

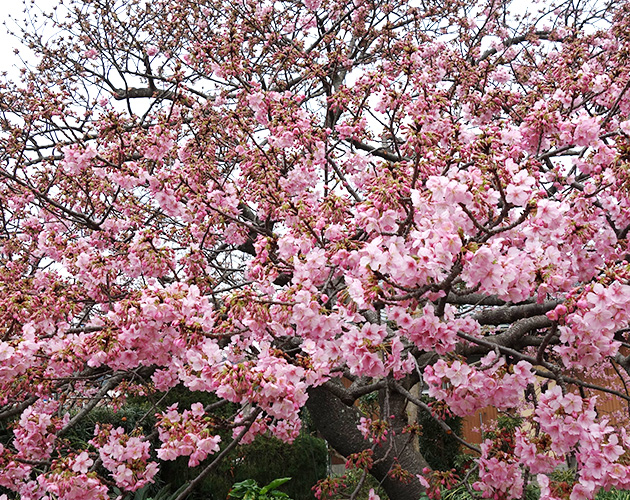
(12, 401), (65, 462)
(87, 283), (215, 375)
(532, 386), (630, 500)
(389, 304), (480, 355)
(89, 425), (158, 491)
(554, 282), (630, 368)
(0, 402), (111, 500)
(36, 453), (108, 500)
(357, 417), (389, 444)
(423, 354), (535, 417)
(0, 402), (68, 497)
(204, 347), (309, 422)
(473, 439), (524, 500)
(156, 403), (221, 466)
(470, 384), (630, 500)
(4, 0), (630, 497)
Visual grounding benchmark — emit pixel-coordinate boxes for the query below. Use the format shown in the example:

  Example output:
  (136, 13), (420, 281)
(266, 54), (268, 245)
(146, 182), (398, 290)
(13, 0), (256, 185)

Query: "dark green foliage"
(494, 414), (523, 433)
(64, 403), (156, 448)
(61, 385), (327, 500)
(129, 385), (238, 418)
(154, 432), (326, 500)
(113, 482), (192, 500)
(416, 397), (463, 472)
(595, 489), (630, 500)
(205, 433), (327, 500)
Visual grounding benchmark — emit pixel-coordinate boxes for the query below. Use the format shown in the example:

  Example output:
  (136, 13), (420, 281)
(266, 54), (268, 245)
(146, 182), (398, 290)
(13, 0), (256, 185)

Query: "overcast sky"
(1, 0), (56, 80)
(1, 2), (28, 76)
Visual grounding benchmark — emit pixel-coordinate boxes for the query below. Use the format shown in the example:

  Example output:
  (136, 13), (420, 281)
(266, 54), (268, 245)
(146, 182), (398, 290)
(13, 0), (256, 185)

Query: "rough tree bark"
(307, 383), (429, 500)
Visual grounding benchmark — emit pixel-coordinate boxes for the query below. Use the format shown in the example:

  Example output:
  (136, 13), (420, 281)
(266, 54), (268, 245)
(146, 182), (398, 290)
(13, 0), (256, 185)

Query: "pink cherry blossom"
(3, 1), (630, 499)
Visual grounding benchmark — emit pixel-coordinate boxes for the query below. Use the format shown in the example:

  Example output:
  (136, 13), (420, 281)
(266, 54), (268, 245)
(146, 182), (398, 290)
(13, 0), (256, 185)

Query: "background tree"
(1, 0), (630, 499)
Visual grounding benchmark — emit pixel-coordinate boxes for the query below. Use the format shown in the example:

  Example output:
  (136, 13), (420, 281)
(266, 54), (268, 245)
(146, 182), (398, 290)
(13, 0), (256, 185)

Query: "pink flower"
(417, 474), (430, 488)
(573, 114), (600, 147)
(83, 48), (99, 59)
(71, 451), (93, 473)
(368, 488), (381, 500)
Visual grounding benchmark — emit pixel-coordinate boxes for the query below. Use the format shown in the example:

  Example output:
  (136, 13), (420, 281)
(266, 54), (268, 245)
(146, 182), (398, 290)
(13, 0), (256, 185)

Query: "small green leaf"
(229, 479), (260, 499)
(260, 477), (291, 495)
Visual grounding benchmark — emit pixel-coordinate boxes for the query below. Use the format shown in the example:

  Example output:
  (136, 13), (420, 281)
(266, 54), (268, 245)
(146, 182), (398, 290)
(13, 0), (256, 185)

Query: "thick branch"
(0, 396), (38, 421)
(477, 31), (552, 63)
(349, 139), (411, 162)
(446, 293), (508, 306)
(319, 379), (388, 405)
(472, 301), (560, 325)
(112, 87), (177, 101)
(307, 384), (428, 500)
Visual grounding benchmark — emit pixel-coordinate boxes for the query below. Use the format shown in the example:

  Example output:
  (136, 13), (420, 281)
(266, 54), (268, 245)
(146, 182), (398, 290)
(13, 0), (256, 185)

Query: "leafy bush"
(61, 387), (326, 500)
(416, 397), (463, 472)
(204, 434), (327, 500)
(228, 478), (293, 500)
(596, 490), (630, 500)
(113, 482), (191, 500)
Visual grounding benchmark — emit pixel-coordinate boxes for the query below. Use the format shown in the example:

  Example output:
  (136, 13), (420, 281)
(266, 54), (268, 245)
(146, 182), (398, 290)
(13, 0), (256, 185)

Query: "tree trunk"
(306, 384), (428, 500)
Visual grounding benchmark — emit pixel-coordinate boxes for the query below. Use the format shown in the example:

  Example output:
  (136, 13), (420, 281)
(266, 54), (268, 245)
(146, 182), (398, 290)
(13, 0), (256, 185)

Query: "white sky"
(0, 0), (57, 80)
(1, 4), (24, 78)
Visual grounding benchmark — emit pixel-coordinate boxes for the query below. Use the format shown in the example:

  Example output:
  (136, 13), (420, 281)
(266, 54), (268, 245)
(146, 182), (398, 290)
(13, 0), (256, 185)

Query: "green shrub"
(204, 433), (327, 500)
(61, 386), (327, 500)
(228, 478), (293, 500)
(416, 397), (463, 472)
(595, 489), (630, 500)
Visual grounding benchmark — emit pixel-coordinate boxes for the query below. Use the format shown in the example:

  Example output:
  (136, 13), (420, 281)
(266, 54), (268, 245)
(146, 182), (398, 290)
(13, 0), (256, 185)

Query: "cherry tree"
(1, 0), (630, 498)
